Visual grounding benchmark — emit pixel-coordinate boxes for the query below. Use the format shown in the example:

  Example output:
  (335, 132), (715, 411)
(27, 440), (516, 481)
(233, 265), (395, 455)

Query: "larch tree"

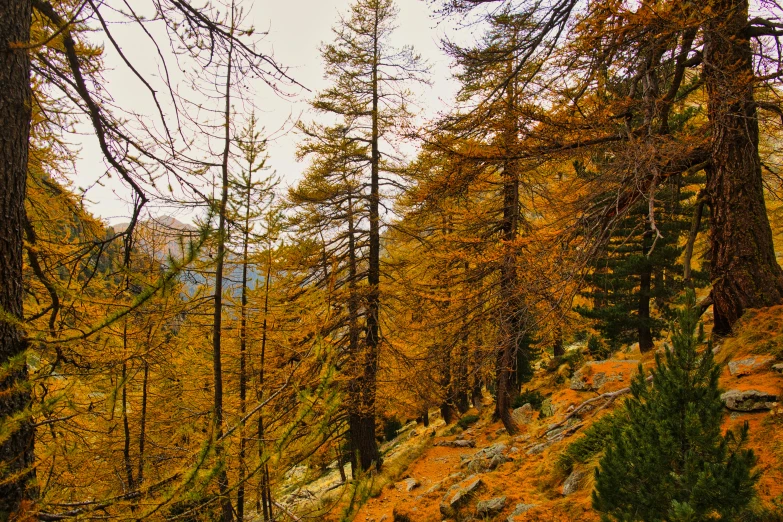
(0, 0), (296, 517)
(299, 0), (426, 471)
(421, 9), (541, 433)
(227, 113), (277, 520)
(289, 123), (372, 476)
(0, 1), (34, 514)
(434, 0), (783, 336)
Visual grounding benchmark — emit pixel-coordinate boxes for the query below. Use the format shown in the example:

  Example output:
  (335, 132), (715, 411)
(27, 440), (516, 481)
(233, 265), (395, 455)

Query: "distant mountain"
(112, 216), (198, 260)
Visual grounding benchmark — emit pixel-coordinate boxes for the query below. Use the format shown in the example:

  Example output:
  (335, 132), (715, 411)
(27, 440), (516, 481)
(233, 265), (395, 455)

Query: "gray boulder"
(438, 439), (476, 448)
(476, 496), (506, 517)
(507, 503), (537, 521)
(526, 441), (551, 455)
(463, 443), (510, 472)
(562, 469), (586, 496)
(439, 476), (483, 518)
(721, 389), (778, 411)
(728, 356), (775, 376)
(402, 477), (419, 492)
(512, 403), (534, 425)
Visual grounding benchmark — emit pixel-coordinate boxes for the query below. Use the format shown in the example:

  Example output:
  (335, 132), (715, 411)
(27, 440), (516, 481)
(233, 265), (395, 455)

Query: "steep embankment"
(345, 306), (783, 522)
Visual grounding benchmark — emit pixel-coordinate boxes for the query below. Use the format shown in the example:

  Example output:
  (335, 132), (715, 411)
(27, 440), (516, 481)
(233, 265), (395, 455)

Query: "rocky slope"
(275, 306), (783, 521)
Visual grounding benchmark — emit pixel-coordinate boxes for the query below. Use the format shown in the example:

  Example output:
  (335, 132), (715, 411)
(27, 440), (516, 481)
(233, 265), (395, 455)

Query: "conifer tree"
(576, 171), (708, 352)
(296, 0), (426, 472)
(228, 113), (277, 521)
(593, 291), (757, 521)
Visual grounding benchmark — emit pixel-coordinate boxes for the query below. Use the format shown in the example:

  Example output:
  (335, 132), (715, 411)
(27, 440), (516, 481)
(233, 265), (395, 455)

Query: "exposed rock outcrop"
(721, 389), (778, 411)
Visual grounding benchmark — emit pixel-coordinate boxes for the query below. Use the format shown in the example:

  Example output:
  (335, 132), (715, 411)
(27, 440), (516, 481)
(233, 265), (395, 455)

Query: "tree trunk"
(553, 323), (565, 357)
(213, 17), (235, 519)
(257, 244), (273, 520)
(440, 344), (456, 425)
(137, 359), (148, 486)
(703, 0), (783, 334)
(352, 2), (382, 472)
(494, 59), (521, 435)
(638, 243), (654, 353)
(0, 1), (34, 514)
(121, 358), (135, 492)
(237, 177), (252, 522)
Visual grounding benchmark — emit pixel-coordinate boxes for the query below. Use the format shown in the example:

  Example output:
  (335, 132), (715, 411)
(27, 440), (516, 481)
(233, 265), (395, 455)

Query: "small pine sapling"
(593, 291), (757, 521)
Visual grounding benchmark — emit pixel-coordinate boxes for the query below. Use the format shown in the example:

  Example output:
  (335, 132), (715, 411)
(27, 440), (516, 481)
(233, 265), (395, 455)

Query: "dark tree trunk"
(703, 0), (783, 334)
(0, 0), (34, 515)
(257, 246), (273, 519)
(121, 358), (135, 492)
(137, 359), (148, 486)
(454, 335), (470, 413)
(213, 31), (235, 521)
(471, 378), (483, 411)
(351, 4), (382, 472)
(494, 63), (521, 435)
(638, 256), (654, 353)
(439, 344), (456, 425)
(553, 323), (565, 357)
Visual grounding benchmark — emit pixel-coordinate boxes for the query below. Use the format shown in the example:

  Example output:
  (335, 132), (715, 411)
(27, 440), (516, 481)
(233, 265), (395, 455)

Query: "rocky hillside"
(272, 306), (783, 522)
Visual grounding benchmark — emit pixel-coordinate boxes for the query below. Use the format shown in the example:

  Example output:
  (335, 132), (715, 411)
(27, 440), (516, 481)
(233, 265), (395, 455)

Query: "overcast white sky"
(74, 0), (464, 225)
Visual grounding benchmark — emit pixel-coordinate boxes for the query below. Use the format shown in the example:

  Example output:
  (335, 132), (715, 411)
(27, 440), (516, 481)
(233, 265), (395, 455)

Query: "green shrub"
(556, 411), (625, 474)
(513, 388), (545, 410)
(382, 416), (403, 442)
(456, 414), (480, 430)
(593, 291), (758, 521)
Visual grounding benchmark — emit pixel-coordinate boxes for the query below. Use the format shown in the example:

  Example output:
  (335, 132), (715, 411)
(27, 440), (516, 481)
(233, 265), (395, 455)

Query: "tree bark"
(0, 0), (34, 515)
(137, 359), (148, 487)
(553, 323), (565, 357)
(351, 1), (382, 472)
(638, 252), (654, 353)
(494, 58), (521, 435)
(703, 0), (783, 334)
(213, 14), (235, 518)
(237, 173), (252, 522)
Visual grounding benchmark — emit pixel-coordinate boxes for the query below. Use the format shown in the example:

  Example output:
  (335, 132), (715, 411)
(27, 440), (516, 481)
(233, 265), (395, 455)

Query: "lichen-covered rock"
(476, 496), (506, 517)
(437, 439), (475, 448)
(526, 441), (551, 455)
(463, 443), (510, 472)
(570, 360), (639, 392)
(721, 389), (778, 411)
(728, 356), (776, 376)
(540, 398), (556, 417)
(507, 503), (537, 521)
(439, 476), (483, 518)
(562, 469), (586, 496)
(399, 477), (419, 492)
(512, 403), (534, 425)
(773, 363), (783, 374)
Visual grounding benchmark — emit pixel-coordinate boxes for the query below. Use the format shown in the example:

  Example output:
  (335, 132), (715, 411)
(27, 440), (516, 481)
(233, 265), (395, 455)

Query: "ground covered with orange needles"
(340, 306), (783, 522)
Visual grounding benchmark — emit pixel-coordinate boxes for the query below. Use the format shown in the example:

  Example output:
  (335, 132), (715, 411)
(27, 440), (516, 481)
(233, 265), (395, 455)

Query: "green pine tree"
(592, 291), (758, 521)
(576, 166), (707, 353)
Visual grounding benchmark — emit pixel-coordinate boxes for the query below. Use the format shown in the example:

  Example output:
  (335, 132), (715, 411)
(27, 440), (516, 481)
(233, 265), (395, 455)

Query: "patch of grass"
(456, 414), (480, 430)
(556, 410), (626, 475)
(721, 305), (783, 361)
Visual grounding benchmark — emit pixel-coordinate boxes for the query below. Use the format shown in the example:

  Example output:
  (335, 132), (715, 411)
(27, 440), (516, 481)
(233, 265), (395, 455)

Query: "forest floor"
(280, 306), (783, 522)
